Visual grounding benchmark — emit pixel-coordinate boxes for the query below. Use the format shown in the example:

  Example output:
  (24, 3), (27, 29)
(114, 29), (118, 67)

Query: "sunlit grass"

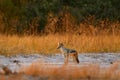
(0, 62), (120, 80)
(0, 34), (120, 55)
(18, 62), (120, 80)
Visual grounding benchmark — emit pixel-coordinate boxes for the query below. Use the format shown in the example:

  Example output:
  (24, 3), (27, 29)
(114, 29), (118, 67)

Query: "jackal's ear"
(58, 42), (64, 46)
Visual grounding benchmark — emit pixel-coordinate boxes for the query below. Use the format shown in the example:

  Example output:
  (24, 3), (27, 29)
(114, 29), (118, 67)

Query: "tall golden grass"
(0, 34), (120, 55)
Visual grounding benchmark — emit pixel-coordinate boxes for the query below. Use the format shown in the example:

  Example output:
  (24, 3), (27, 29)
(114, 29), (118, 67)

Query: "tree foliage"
(0, 0), (120, 35)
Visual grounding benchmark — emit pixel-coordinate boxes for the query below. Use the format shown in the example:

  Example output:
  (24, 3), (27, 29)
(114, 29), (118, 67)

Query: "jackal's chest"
(59, 48), (66, 53)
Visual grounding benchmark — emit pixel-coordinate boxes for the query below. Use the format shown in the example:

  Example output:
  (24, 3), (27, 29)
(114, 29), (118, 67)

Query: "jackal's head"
(57, 42), (64, 49)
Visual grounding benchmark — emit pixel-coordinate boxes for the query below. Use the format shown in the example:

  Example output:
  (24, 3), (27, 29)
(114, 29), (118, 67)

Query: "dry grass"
(0, 34), (120, 55)
(0, 62), (118, 80)
(27, 62), (120, 80)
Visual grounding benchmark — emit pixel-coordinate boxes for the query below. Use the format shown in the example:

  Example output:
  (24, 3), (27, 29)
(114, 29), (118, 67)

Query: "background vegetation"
(0, 0), (120, 35)
(0, 0), (120, 54)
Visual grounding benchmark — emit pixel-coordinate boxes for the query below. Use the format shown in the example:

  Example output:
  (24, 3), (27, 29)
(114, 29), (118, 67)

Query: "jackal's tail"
(76, 56), (79, 64)
(75, 52), (79, 64)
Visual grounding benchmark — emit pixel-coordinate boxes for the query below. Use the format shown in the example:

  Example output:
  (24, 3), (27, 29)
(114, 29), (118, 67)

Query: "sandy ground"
(0, 53), (120, 73)
(0, 53), (120, 80)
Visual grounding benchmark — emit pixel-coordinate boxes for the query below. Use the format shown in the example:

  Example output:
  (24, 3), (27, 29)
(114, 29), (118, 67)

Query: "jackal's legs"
(64, 56), (68, 64)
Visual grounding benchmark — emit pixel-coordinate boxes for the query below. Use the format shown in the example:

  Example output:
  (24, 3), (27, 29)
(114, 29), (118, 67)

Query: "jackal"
(57, 42), (79, 64)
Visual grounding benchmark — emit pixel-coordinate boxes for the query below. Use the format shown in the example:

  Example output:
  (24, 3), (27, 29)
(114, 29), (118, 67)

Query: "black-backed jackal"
(57, 42), (79, 64)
